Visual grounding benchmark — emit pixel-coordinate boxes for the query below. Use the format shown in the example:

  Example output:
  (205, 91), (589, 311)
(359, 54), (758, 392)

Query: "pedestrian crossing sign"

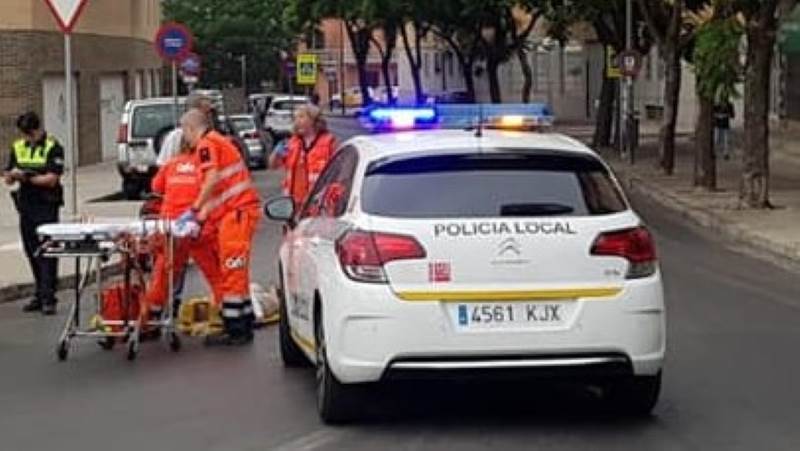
(297, 54), (318, 86)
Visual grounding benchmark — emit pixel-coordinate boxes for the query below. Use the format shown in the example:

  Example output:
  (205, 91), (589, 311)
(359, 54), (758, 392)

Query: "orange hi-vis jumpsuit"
(281, 131), (336, 207)
(144, 153), (223, 318)
(194, 130), (261, 336)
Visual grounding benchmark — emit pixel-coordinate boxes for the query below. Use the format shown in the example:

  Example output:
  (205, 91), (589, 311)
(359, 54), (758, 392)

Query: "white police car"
(264, 106), (665, 423)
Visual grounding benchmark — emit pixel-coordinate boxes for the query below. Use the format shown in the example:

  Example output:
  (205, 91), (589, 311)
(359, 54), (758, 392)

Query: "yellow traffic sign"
(606, 46), (621, 79)
(297, 54), (318, 85)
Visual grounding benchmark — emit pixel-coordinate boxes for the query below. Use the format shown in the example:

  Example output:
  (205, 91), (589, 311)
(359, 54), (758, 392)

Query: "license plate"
(451, 302), (572, 330)
(136, 164), (149, 173)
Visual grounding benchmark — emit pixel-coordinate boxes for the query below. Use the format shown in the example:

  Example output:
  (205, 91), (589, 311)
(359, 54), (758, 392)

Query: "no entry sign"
(44, 0), (89, 34)
(155, 22), (194, 62)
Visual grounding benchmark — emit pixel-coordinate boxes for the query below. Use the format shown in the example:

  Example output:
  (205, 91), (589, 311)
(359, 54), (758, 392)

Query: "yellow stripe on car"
(395, 287), (623, 302)
(291, 330), (316, 353)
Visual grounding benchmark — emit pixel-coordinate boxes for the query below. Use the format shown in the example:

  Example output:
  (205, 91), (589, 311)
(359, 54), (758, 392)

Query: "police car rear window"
(361, 152), (627, 218)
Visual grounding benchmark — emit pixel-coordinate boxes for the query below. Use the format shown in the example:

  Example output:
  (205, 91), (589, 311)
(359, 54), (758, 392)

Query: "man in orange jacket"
(179, 110), (261, 345)
(144, 144), (223, 321)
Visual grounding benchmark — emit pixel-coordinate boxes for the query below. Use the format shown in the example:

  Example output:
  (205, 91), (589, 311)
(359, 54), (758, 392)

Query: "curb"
(0, 263), (123, 305)
(616, 167), (800, 269)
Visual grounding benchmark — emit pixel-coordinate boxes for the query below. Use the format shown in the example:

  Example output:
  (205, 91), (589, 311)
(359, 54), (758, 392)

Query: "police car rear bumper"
(322, 276), (665, 384)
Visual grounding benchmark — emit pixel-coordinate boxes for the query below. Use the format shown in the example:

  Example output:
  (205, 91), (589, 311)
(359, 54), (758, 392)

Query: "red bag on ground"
(100, 282), (143, 331)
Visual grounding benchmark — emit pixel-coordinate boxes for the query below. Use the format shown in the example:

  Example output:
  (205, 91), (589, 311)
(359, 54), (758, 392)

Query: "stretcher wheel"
(168, 332), (181, 352)
(98, 337), (115, 351)
(126, 340), (139, 361)
(57, 340), (69, 361)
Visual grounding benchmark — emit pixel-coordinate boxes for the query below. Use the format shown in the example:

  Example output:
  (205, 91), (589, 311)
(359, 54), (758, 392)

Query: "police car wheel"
(278, 272), (310, 367)
(315, 308), (359, 424)
(606, 371), (661, 416)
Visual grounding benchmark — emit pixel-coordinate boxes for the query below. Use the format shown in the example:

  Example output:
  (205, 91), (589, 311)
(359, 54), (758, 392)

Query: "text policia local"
(434, 221), (578, 238)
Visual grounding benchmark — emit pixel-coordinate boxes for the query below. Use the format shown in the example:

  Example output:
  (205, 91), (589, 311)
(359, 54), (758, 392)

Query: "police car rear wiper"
(499, 203), (574, 217)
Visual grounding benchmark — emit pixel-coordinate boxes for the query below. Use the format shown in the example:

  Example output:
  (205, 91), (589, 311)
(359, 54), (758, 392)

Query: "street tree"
(690, 4), (743, 190)
(427, 0), (486, 102)
(163, 0), (297, 91)
(289, 0), (377, 105)
(735, 0), (798, 208)
(367, 0), (404, 105)
(398, 0), (432, 104)
(638, 0), (698, 175)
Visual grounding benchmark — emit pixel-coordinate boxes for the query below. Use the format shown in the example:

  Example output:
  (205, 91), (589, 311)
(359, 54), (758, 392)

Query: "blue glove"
(174, 220), (201, 239)
(176, 209), (197, 227)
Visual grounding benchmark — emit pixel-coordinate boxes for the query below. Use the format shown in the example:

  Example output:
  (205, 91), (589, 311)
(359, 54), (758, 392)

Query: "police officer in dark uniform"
(3, 112), (64, 315)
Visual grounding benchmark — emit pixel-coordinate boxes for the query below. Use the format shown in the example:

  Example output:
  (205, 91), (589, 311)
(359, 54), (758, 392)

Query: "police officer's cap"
(16, 112), (41, 134)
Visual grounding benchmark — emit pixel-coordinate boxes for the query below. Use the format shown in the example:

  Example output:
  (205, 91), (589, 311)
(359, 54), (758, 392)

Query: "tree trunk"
(659, 44), (682, 175)
(487, 57), (502, 104)
(740, 26), (775, 208)
(518, 47), (533, 103)
(382, 28), (397, 105)
(400, 25), (425, 104)
(694, 93), (716, 189)
(462, 61), (476, 102)
(346, 24), (373, 106)
(593, 74), (616, 148)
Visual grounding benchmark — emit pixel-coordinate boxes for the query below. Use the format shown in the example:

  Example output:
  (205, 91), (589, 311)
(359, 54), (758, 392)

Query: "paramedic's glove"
(176, 209), (198, 226)
(174, 219), (201, 238)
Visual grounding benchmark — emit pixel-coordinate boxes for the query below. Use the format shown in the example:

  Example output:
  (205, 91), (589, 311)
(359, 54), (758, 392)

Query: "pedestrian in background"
(2, 112), (64, 315)
(714, 100), (734, 161)
(269, 104), (337, 208)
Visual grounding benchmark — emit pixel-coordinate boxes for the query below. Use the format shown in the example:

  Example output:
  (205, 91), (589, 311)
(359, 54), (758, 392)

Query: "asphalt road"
(2, 119), (800, 450)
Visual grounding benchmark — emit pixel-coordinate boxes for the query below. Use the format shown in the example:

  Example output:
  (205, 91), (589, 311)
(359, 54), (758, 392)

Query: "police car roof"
(347, 128), (595, 161)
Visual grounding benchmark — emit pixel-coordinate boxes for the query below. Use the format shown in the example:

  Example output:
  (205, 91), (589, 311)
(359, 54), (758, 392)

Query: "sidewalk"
(599, 125), (800, 269)
(0, 161), (141, 302)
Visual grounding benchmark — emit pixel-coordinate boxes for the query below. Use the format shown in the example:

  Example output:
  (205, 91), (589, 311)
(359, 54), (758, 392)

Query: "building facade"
(1, 0), (162, 166)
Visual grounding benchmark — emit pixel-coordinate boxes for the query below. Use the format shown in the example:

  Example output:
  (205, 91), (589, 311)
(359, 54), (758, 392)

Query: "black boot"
(22, 298), (42, 313)
(41, 302), (56, 316)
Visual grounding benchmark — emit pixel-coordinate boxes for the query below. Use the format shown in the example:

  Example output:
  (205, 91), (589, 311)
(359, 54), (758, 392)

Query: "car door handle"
(309, 237), (322, 247)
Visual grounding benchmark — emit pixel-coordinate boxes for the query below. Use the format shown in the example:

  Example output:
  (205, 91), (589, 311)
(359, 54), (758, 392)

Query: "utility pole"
(240, 54), (247, 96)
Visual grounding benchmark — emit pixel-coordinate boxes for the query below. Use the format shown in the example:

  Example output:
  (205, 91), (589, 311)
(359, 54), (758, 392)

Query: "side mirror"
(264, 196), (295, 222)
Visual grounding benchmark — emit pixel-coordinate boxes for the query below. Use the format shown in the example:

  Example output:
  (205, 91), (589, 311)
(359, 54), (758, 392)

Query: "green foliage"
(163, 0), (298, 90)
(693, 16), (743, 102)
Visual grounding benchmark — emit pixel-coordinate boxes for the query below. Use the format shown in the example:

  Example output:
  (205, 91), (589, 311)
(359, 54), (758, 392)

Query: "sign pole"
(64, 32), (77, 218)
(172, 60), (179, 127)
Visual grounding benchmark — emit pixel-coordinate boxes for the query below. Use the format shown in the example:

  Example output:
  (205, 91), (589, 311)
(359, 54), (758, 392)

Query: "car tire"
(606, 371), (662, 417)
(122, 177), (141, 200)
(278, 272), (310, 367)
(315, 307), (360, 424)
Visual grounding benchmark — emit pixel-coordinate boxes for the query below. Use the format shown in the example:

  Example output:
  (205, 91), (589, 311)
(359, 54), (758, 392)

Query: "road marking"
(271, 429), (345, 451)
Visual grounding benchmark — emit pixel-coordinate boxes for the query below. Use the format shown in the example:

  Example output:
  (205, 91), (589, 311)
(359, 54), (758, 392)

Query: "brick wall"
(0, 30), (161, 168)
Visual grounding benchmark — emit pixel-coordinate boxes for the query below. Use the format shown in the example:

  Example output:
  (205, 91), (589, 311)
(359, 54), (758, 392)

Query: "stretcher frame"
(37, 218), (181, 361)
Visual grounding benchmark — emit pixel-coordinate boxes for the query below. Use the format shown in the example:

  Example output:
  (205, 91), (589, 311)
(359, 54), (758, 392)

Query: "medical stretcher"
(37, 218), (182, 361)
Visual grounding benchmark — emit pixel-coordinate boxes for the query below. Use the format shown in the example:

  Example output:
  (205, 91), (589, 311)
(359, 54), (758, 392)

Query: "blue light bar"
(362, 106), (439, 131)
(436, 103), (554, 129)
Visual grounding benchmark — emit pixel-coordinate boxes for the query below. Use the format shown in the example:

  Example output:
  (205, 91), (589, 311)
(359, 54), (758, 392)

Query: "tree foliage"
(163, 0), (298, 90)
(693, 16), (743, 102)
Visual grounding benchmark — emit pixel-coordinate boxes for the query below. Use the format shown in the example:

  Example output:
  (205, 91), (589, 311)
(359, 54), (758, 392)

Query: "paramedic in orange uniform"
(144, 143), (223, 320)
(178, 110), (261, 345)
(269, 104), (337, 208)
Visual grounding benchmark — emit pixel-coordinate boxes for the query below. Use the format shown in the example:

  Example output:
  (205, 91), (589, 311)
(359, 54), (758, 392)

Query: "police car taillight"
(591, 227), (657, 279)
(336, 230), (427, 283)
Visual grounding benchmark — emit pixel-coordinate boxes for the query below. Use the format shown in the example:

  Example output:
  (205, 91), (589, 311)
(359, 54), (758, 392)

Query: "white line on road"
(270, 429), (346, 451)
